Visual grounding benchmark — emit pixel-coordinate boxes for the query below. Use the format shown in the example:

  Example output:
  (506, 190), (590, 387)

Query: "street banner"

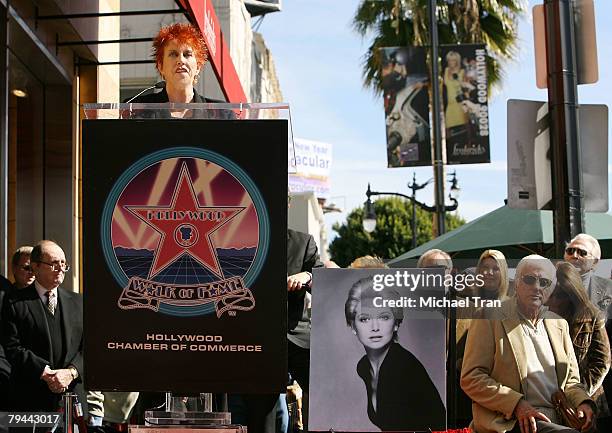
(309, 268), (447, 432)
(83, 119), (288, 393)
(441, 44), (491, 164)
(288, 138), (332, 198)
(507, 100), (608, 211)
(380, 47), (432, 167)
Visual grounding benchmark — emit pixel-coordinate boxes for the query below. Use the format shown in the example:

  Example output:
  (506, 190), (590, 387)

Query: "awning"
(388, 206), (612, 263)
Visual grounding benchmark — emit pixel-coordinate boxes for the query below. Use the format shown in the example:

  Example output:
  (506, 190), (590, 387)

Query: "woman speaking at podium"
(127, 22), (229, 119)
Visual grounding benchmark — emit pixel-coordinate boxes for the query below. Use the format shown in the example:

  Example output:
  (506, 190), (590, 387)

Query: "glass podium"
(82, 102), (294, 433)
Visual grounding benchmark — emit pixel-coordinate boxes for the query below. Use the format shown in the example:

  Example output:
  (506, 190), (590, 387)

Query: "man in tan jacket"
(461, 255), (595, 433)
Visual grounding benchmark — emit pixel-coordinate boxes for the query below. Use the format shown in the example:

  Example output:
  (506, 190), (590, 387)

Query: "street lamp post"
(363, 172), (459, 248)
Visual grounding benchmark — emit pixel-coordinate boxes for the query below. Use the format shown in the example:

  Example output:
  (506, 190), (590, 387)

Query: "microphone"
(125, 81), (165, 103)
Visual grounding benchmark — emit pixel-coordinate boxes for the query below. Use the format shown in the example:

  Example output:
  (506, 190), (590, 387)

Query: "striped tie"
(46, 291), (56, 315)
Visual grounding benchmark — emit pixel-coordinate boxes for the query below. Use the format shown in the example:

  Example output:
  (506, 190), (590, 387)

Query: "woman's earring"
(193, 74), (199, 84)
(352, 329), (357, 335)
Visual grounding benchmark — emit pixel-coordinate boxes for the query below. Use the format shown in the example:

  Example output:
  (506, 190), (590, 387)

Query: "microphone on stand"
(125, 81), (165, 103)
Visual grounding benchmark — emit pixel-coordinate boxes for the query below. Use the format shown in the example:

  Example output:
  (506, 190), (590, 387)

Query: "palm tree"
(353, 0), (525, 94)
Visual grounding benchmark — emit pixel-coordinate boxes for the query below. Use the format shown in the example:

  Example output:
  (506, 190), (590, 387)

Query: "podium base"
(144, 412), (231, 426)
(131, 426), (245, 433)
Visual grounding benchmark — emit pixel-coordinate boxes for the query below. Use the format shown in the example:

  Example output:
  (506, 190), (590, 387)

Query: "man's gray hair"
(568, 233), (601, 260)
(11, 246), (33, 267)
(417, 249), (453, 269)
(515, 254), (556, 286)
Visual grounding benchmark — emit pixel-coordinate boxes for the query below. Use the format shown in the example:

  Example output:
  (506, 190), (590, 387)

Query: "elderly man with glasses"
(2, 240), (84, 412)
(461, 254), (595, 433)
(563, 233), (612, 320)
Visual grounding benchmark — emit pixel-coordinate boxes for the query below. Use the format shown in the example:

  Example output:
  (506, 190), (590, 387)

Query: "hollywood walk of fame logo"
(101, 148), (270, 318)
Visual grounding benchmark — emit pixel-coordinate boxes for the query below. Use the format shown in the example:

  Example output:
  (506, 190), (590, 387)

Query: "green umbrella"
(388, 205), (612, 264)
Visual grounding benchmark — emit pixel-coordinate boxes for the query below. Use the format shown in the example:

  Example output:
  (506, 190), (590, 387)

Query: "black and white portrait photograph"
(309, 269), (446, 432)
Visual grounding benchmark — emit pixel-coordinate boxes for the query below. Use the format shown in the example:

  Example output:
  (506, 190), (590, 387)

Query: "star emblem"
(126, 162), (244, 279)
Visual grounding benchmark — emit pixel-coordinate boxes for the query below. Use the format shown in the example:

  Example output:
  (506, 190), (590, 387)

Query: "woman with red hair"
(130, 23), (211, 105)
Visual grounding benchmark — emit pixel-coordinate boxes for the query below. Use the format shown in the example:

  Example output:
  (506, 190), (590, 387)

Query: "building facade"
(0, 0), (121, 289)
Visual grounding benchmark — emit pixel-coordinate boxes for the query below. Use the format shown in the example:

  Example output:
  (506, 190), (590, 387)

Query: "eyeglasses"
(565, 247), (589, 257)
(521, 274), (552, 288)
(36, 261), (70, 272)
(20, 265), (32, 272)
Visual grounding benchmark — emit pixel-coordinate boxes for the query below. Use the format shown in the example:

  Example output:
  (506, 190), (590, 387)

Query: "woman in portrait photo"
(344, 277), (445, 431)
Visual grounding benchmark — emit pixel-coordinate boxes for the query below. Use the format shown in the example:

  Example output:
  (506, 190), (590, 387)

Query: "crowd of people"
(1, 232), (611, 433)
(455, 234), (612, 433)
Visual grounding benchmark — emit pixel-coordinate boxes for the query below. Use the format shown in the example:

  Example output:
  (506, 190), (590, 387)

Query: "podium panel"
(82, 111), (288, 394)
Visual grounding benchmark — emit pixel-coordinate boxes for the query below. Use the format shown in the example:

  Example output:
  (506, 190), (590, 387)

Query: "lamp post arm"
(444, 197), (459, 212)
(368, 189), (438, 213)
(367, 189), (412, 201)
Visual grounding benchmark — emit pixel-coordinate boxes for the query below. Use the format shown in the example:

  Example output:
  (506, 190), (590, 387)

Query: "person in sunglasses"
(563, 234), (612, 320)
(10, 245), (34, 289)
(461, 255), (595, 433)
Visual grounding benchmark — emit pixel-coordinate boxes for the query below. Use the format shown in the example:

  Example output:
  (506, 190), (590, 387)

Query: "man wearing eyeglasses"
(563, 233), (612, 320)
(2, 240), (84, 411)
(462, 255), (595, 433)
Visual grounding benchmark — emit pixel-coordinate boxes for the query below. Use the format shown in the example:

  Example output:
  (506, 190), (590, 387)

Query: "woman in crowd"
(547, 262), (611, 420)
(461, 255), (595, 433)
(345, 276), (445, 431)
(456, 249), (511, 426)
(475, 249), (510, 300)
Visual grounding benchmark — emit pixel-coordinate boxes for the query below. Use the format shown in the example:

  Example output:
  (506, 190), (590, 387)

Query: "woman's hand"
(513, 398), (551, 433)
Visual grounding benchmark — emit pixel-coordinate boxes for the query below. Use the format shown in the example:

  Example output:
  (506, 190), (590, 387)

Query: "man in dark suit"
(2, 240), (84, 411)
(286, 229), (323, 392)
(240, 228), (322, 433)
(286, 228), (323, 431)
(0, 274), (12, 408)
(0, 274), (12, 312)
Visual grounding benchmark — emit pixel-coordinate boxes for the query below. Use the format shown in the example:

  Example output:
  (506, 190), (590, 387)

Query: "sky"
(257, 1), (612, 240)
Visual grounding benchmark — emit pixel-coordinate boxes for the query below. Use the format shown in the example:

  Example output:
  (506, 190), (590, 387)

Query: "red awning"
(177, 0), (248, 103)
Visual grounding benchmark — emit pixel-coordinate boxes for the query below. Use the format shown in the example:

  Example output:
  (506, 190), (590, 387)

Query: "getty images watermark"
(371, 269), (500, 310)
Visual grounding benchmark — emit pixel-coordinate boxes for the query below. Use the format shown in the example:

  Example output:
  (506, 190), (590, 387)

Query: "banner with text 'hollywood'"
(441, 44), (490, 164)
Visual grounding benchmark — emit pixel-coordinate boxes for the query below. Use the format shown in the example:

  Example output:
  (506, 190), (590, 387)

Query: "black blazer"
(128, 87), (220, 103)
(357, 343), (446, 431)
(0, 342), (9, 409)
(287, 229), (322, 331)
(2, 285), (84, 411)
(126, 88), (234, 120)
